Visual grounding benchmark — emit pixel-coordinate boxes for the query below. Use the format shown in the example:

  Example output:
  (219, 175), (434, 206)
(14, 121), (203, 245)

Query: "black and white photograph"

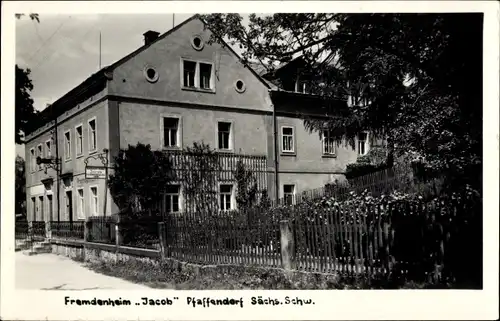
(2, 1), (499, 320)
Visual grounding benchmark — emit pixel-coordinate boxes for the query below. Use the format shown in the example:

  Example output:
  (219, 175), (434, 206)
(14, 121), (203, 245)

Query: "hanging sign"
(85, 166), (107, 179)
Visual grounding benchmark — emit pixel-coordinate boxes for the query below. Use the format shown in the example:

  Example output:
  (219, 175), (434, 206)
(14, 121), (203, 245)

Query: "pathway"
(15, 252), (150, 290)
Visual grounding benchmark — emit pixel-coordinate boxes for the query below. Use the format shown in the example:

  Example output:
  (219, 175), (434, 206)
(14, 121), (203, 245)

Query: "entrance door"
(65, 191), (73, 222)
(38, 196), (44, 221)
(47, 195), (54, 221)
(31, 197), (36, 221)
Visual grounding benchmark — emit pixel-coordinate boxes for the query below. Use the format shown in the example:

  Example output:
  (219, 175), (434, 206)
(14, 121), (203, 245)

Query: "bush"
(254, 184), (481, 286)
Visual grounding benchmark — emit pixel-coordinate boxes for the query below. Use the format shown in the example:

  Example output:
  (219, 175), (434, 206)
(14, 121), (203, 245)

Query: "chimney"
(143, 30), (160, 46)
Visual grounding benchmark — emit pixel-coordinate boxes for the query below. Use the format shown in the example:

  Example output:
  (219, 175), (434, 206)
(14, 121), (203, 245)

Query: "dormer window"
(295, 77), (308, 94)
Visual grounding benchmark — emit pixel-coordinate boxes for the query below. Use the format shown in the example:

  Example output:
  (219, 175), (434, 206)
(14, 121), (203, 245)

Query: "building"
(24, 14), (372, 223)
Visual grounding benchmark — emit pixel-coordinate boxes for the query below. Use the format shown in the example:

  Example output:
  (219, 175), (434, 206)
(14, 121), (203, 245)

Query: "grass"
(84, 257), (454, 290)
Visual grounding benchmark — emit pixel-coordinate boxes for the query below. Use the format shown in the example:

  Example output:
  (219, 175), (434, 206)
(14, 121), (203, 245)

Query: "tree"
(182, 142), (222, 213)
(202, 13), (482, 189)
(15, 65), (38, 144)
(15, 13), (40, 143)
(234, 160), (258, 210)
(108, 143), (174, 215)
(15, 13), (40, 22)
(15, 156), (26, 215)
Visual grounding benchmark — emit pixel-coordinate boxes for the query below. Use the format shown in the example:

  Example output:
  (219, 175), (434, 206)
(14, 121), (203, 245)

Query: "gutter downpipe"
(54, 107), (61, 223)
(270, 91), (280, 205)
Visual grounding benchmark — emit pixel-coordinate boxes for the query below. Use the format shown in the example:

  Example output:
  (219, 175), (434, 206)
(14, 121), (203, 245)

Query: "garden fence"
(87, 216), (116, 244)
(51, 221), (85, 240)
(164, 210), (282, 267)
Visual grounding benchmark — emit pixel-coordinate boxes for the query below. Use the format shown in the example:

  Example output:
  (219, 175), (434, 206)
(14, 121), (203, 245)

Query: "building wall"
(276, 115), (359, 174)
(118, 101), (270, 155)
(25, 89), (113, 221)
(108, 18), (272, 113)
(278, 173), (346, 198)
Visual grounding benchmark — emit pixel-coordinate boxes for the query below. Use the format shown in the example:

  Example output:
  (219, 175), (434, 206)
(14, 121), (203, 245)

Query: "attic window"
(235, 80), (246, 93)
(144, 66), (159, 83)
(191, 36), (204, 51)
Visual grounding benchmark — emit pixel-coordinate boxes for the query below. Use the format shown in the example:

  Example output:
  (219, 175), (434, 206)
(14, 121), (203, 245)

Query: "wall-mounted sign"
(85, 166), (107, 179)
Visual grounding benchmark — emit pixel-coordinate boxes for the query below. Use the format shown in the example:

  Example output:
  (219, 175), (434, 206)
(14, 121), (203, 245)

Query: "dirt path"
(15, 252), (151, 290)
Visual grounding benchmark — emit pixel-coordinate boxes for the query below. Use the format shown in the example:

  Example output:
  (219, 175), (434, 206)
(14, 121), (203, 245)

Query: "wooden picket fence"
(289, 197), (481, 282)
(161, 193), (481, 283)
(164, 211), (281, 267)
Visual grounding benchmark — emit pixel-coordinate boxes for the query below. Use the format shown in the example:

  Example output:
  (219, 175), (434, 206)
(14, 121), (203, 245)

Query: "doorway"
(65, 190), (73, 222)
(38, 196), (44, 221)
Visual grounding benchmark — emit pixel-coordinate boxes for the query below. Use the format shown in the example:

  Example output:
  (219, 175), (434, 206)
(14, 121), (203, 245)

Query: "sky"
(15, 13), (212, 158)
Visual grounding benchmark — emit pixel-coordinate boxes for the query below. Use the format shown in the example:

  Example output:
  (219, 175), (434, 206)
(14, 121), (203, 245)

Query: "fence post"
(84, 218), (91, 242)
(280, 220), (295, 270)
(45, 221), (51, 239)
(158, 222), (167, 261)
(115, 214), (122, 249)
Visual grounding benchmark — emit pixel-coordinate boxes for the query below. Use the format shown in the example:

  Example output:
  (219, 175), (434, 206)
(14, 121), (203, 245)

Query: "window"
(217, 122), (232, 150)
(88, 118), (97, 152)
(358, 132), (369, 156)
(283, 184), (296, 206)
(219, 184), (233, 211)
(322, 130), (336, 155)
(165, 185), (180, 214)
(199, 63), (212, 89)
(30, 148), (35, 172)
(181, 59), (214, 91)
(163, 117), (179, 148)
(75, 125), (83, 156)
(235, 80), (246, 93)
(64, 131), (71, 160)
(144, 66), (159, 83)
(191, 36), (204, 51)
(281, 127), (294, 153)
(90, 186), (98, 215)
(37, 144), (43, 170)
(77, 188), (85, 219)
(183, 60), (196, 88)
(45, 140), (51, 158)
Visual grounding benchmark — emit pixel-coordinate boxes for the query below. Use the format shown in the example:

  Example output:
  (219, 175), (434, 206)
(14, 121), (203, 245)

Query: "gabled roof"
(26, 14), (272, 138)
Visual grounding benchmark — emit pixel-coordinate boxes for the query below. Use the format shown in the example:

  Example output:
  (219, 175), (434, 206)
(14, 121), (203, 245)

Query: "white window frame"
(160, 114), (182, 149)
(88, 117), (97, 154)
(281, 126), (295, 154)
(77, 188), (85, 220)
(218, 183), (236, 212)
(45, 139), (52, 158)
(358, 131), (370, 156)
(322, 130), (336, 156)
(164, 184), (182, 214)
(36, 144), (43, 170)
(89, 185), (99, 216)
(75, 124), (83, 157)
(64, 130), (72, 161)
(216, 120), (234, 152)
(180, 58), (216, 92)
(283, 184), (296, 206)
(30, 148), (35, 173)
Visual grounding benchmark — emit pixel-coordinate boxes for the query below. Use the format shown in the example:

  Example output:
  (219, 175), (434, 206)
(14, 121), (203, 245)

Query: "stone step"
(23, 245), (52, 255)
